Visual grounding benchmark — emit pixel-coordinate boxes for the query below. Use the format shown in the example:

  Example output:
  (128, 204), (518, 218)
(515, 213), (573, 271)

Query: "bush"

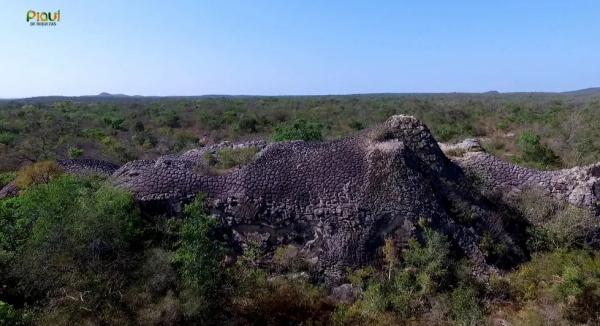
(336, 229), (454, 323)
(0, 132), (16, 146)
(133, 120), (145, 132)
(0, 301), (22, 326)
(0, 176), (142, 323)
(514, 188), (599, 250)
(450, 285), (483, 326)
(208, 147), (259, 170)
(238, 116), (258, 133)
(14, 161), (63, 190)
(348, 120), (365, 130)
(402, 229), (451, 294)
(171, 194), (231, 321)
(0, 172), (15, 188)
(272, 120), (322, 142)
(67, 146), (83, 158)
(508, 250), (600, 324)
(517, 130), (560, 168)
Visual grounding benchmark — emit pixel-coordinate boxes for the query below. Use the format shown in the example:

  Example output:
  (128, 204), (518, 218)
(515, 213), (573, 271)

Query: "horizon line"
(1, 87), (600, 100)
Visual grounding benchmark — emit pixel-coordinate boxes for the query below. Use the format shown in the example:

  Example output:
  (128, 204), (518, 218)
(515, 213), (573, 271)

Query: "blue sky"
(1, 1), (599, 97)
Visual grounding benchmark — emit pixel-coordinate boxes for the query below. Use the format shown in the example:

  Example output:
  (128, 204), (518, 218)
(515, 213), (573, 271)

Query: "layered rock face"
(445, 139), (600, 216)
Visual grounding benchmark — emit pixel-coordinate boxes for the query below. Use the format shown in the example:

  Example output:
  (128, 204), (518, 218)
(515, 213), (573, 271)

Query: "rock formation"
(2, 116), (598, 282)
(443, 139), (600, 216)
(110, 116), (526, 282)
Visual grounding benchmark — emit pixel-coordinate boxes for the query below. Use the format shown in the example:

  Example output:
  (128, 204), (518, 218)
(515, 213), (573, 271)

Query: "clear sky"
(1, 1), (599, 97)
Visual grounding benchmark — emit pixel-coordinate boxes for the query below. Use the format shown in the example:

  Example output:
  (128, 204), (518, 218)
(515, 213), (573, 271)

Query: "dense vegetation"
(1, 93), (600, 324)
(1, 93), (600, 172)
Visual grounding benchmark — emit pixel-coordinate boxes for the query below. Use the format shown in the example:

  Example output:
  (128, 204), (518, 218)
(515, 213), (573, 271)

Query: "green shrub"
(211, 147), (259, 170)
(0, 132), (16, 145)
(450, 285), (483, 326)
(0, 301), (22, 326)
(0, 175), (142, 323)
(161, 111), (181, 128)
(238, 116), (259, 133)
(517, 130), (560, 168)
(14, 161), (63, 190)
(348, 120), (365, 130)
(0, 172), (15, 188)
(81, 128), (106, 140)
(272, 120), (322, 142)
(133, 120), (145, 132)
(508, 250), (600, 324)
(338, 229), (454, 322)
(67, 146), (84, 158)
(346, 266), (376, 288)
(172, 194), (231, 321)
(402, 229), (451, 294)
(103, 116), (126, 130)
(514, 188), (598, 250)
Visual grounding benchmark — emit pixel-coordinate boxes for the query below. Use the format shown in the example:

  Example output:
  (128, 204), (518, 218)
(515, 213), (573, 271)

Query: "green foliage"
(0, 175), (142, 323)
(172, 194), (231, 320)
(67, 146), (84, 158)
(479, 232), (508, 261)
(273, 244), (304, 272)
(161, 111), (181, 128)
(14, 160), (63, 190)
(237, 116), (259, 133)
(516, 130), (561, 168)
(514, 188), (599, 250)
(348, 120), (365, 130)
(133, 120), (145, 132)
(0, 172), (15, 188)
(402, 229), (451, 294)
(1, 93), (600, 171)
(336, 229), (454, 323)
(507, 250), (600, 324)
(103, 116), (126, 130)
(1, 95), (600, 324)
(450, 285), (483, 326)
(0, 132), (16, 145)
(346, 266), (376, 288)
(212, 147), (259, 170)
(0, 301), (22, 326)
(272, 119), (322, 142)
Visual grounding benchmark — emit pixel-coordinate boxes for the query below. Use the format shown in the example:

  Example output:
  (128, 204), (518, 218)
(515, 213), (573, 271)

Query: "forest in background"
(1, 91), (600, 173)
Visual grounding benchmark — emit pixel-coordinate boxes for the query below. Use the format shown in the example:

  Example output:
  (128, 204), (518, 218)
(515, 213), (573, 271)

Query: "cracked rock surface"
(3, 116), (598, 282)
(444, 139), (600, 216)
(110, 115), (528, 282)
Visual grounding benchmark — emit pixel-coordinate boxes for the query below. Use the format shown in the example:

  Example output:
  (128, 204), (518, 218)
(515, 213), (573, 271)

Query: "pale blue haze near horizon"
(1, 0), (599, 97)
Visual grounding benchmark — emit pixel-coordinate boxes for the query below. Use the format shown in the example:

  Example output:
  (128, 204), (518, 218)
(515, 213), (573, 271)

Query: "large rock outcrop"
(110, 116), (526, 282)
(3, 116), (598, 282)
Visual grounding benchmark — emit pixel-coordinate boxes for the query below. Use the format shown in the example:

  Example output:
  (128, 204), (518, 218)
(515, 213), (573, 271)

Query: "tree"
(517, 130), (561, 168)
(272, 120), (322, 142)
(383, 237), (397, 280)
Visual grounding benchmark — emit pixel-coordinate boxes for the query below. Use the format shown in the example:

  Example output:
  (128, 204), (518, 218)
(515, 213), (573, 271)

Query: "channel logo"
(26, 10), (60, 26)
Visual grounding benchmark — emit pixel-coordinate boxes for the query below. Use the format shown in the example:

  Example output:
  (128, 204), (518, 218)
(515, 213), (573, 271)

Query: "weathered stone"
(3, 116), (598, 283)
(442, 139), (600, 216)
(110, 115), (527, 282)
